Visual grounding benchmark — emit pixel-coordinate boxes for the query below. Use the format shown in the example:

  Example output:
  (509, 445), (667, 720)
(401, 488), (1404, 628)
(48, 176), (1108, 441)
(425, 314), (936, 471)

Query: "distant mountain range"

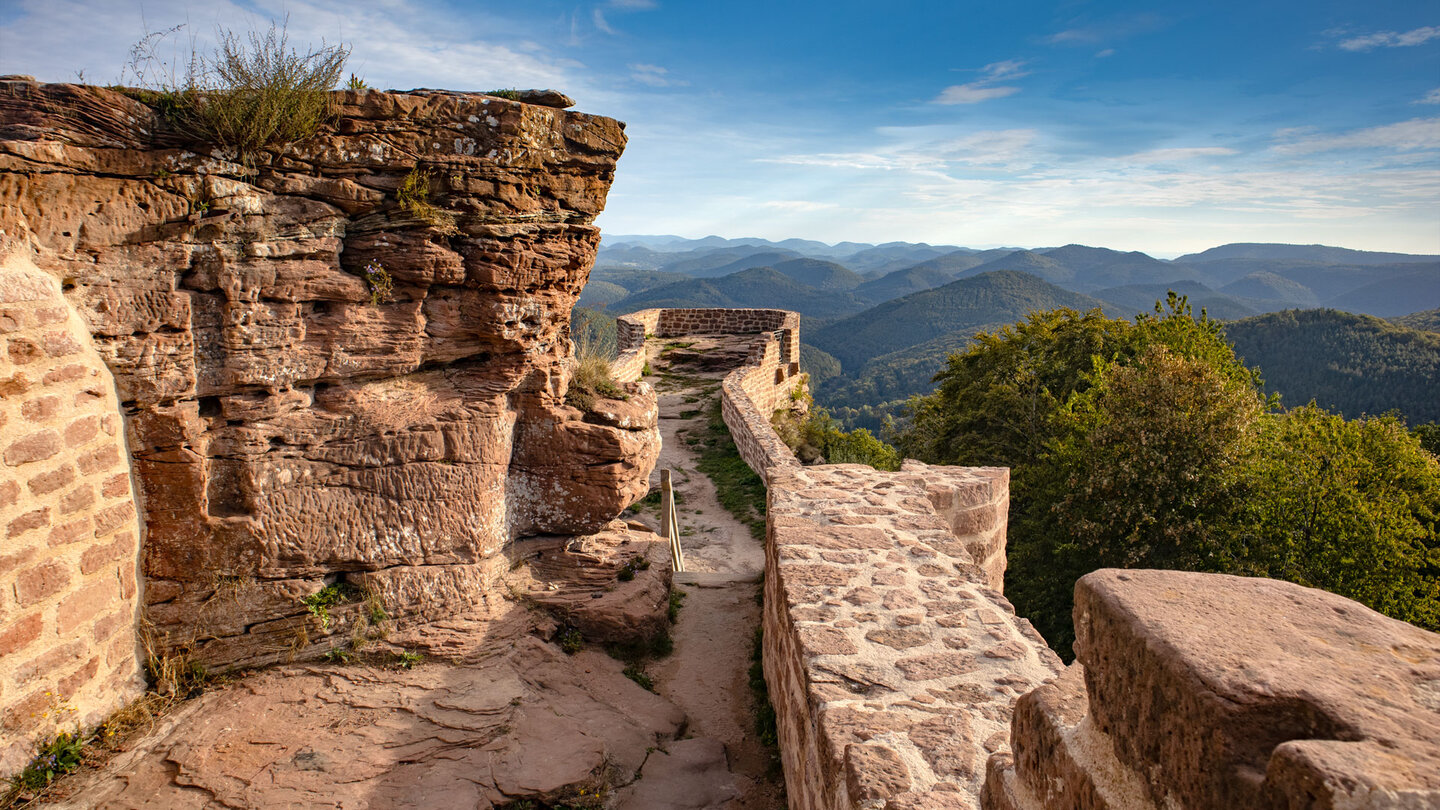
(590, 235), (1440, 428)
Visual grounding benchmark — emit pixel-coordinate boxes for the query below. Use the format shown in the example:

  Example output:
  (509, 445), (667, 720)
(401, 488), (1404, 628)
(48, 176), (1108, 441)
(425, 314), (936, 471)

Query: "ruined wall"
(0, 248), (144, 775)
(983, 570), (1440, 809)
(0, 79), (657, 673)
(764, 463), (1051, 810)
(616, 307), (803, 483)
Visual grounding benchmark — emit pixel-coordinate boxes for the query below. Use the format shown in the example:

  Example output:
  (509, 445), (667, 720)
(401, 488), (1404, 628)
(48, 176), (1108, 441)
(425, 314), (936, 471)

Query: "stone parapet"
(764, 464), (1060, 810)
(616, 307), (803, 484)
(0, 247), (144, 775)
(982, 569), (1440, 809)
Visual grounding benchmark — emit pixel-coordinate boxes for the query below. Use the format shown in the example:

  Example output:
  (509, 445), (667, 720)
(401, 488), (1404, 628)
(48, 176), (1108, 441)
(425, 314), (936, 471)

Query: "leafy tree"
(901, 293), (1439, 658)
(1240, 407), (1439, 630)
(1012, 345), (1263, 654)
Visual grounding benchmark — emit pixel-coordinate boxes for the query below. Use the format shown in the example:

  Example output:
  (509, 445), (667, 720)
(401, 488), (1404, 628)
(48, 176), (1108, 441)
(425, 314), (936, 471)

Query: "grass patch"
(566, 323), (624, 412)
(485, 89), (523, 101)
(691, 399), (767, 540)
(621, 663), (655, 692)
(122, 19), (348, 167)
(397, 167), (458, 233)
(667, 588), (687, 624)
(749, 623), (782, 776)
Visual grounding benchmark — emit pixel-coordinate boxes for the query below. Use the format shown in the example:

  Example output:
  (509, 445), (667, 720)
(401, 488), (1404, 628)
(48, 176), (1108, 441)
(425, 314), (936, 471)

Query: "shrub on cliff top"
(123, 19), (348, 166)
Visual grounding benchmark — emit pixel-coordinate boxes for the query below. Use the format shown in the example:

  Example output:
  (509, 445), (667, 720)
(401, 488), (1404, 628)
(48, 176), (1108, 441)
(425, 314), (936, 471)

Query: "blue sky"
(2, 0), (1437, 256)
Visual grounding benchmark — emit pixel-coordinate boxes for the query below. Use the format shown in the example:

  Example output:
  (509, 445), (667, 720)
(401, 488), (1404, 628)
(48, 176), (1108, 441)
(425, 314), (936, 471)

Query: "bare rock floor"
(51, 606), (683, 809)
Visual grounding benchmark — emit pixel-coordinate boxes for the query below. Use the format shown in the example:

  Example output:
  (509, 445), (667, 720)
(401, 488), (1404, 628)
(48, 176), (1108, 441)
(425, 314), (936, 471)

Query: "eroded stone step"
(674, 570), (761, 587)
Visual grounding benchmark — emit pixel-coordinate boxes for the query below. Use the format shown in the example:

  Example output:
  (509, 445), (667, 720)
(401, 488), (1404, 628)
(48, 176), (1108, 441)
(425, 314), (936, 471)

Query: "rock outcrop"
(0, 78), (657, 672)
(983, 569), (1440, 809)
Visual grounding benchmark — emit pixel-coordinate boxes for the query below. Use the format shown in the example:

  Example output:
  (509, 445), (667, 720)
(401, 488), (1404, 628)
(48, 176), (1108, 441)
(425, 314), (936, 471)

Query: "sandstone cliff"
(0, 78), (658, 671)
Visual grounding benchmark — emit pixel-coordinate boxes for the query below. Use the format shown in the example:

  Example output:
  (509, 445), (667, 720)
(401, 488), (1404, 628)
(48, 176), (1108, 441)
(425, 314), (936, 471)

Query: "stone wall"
(983, 569), (1440, 809)
(0, 80), (656, 674)
(616, 307), (803, 484)
(0, 247), (144, 775)
(764, 463), (1057, 810)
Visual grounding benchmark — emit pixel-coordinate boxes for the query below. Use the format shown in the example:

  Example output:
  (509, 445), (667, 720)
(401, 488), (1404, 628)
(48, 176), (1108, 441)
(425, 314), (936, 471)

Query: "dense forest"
(1226, 309), (1440, 424)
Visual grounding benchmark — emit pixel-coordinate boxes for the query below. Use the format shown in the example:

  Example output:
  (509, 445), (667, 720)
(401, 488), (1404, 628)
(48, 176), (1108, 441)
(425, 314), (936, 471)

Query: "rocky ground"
(28, 334), (782, 810)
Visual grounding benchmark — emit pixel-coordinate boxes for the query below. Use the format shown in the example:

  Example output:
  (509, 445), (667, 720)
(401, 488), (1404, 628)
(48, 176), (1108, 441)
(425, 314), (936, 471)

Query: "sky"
(2, 0), (1438, 257)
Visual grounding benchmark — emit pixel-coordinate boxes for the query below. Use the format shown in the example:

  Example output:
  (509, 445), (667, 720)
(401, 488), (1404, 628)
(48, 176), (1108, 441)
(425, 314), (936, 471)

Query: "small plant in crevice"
(397, 166), (458, 233)
(621, 663), (655, 692)
(16, 730), (86, 792)
(362, 259), (392, 305)
(393, 650), (424, 669)
(616, 555), (651, 582)
(323, 647), (354, 664)
(558, 626), (585, 655)
(300, 582), (359, 632)
(667, 588), (686, 624)
(345, 73), (368, 90)
(485, 88), (523, 101)
(749, 623), (782, 774)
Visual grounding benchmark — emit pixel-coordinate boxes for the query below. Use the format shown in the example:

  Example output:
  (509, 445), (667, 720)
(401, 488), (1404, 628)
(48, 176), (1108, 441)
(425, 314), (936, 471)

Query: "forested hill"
(1226, 309), (1440, 424)
(808, 270), (1105, 370)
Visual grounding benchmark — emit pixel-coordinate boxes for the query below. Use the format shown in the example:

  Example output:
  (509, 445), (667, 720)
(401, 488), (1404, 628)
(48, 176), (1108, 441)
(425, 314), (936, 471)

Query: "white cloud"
(1418, 88), (1440, 105)
(1272, 117), (1440, 154)
(610, 0), (657, 8)
(763, 128), (1039, 172)
(933, 60), (1028, 105)
(1339, 25), (1440, 51)
(934, 84), (1019, 104)
(1095, 48), (1116, 58)
(628, 62), (687, 87)
(592, 8), (616, 35)
(1120, 146), (1238, 163)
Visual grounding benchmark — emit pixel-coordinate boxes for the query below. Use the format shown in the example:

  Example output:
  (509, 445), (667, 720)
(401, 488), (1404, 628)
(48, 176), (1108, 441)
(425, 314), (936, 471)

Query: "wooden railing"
(659, 469), (685, 573)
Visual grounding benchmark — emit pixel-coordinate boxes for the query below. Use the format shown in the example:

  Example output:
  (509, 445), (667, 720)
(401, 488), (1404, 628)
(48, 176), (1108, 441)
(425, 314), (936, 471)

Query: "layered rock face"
(0, 79), (657, 669)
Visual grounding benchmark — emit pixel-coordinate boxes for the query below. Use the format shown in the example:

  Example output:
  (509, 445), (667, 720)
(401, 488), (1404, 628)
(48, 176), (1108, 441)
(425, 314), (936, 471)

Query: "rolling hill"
(809, 270), (1106, 371)
(610, 266), (869, 320)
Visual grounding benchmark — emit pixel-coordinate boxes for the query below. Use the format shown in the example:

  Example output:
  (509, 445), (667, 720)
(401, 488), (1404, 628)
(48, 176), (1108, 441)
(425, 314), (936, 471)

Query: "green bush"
(124, 20), (348, 166)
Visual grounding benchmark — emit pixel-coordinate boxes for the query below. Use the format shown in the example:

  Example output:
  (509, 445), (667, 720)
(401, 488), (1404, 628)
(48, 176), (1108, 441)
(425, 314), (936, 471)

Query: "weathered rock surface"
(50, 628), (685, 809)
(613, 737), (746, 809)
(984, 569), (1440, 810)
(0, 79), (656, 669)
(509, 519), (673, 644)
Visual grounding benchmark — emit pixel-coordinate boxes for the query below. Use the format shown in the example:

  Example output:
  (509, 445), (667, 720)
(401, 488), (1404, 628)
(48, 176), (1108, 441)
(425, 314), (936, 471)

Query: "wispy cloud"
(1095, 48), (1116, 58)
(1045, 14), (1163, 46)
(609, 0), (657, 8)
(592, 8), (616, 35)
(933, 60), (1028, 105)
(1272, 117), (1440, 154)
(1419, 88), (1440, 105)
(763, 127), (1039, 172)
(629, 63), (687, 87)
(1338, 25), (1440, 51)
(1120, 146), (1238, 163)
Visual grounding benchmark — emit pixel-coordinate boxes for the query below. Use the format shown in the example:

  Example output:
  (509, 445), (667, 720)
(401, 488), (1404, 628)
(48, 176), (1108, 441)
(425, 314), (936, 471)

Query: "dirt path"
(624, 336), (784, 810)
